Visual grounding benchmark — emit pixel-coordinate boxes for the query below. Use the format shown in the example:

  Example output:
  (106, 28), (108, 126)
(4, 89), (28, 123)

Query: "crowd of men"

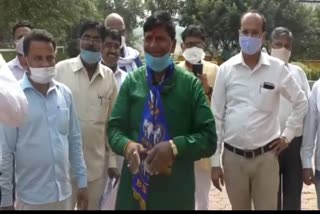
(0, 9), (319, 210)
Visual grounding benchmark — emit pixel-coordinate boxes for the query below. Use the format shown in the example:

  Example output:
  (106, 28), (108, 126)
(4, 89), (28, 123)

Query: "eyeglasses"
(80, 36), (102, 45)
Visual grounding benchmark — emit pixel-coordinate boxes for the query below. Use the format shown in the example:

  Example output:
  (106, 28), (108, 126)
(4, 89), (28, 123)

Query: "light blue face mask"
(144, 52), (172, 73)
(80, 49), (101, 64)
(239, 36), (262, 55)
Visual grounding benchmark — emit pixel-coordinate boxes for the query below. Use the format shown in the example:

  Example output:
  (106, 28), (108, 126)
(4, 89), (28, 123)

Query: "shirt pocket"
(88, 95), (110, 123)
(56, 108), (70, 135)
(254, 87), (275, 112)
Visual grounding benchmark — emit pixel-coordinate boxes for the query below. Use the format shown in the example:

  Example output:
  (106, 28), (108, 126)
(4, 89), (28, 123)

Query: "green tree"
(144, 0), (182, 16)
(178, 0), (320, 60)
(0, 0), (101, 47)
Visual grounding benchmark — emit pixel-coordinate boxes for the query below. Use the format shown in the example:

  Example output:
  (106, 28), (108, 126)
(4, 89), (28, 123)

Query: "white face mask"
(182, 47), (205, 65)
(271, 48), (291, 64)
(29, 66), (56, 84)
(120, 36), (126, 49)
(15, 37), (24, 55)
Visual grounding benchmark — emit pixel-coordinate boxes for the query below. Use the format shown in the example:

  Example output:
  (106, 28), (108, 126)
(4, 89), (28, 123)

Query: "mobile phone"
(192, 63), (203, 77)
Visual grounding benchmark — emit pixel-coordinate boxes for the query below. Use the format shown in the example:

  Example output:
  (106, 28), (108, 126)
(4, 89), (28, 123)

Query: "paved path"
(208, 184), (318, 210)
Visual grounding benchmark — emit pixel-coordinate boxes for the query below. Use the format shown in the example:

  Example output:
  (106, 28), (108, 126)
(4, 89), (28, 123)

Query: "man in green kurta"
(107, 11), (217, 210)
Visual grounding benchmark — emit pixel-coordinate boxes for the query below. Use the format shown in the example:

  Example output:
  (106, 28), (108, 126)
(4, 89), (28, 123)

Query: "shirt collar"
(232, 52), (271, 68)
(73, 55), (105, 79)
(114, 67), (124, 76)
(12, 56), (25, 70)
(20, 73), (57, 93)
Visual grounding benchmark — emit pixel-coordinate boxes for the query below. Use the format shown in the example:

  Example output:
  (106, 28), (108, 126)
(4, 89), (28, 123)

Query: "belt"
(224, 139), (279, 159)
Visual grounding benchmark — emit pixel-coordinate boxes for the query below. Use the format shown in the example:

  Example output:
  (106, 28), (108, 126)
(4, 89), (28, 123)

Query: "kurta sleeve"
(107, 75), (132, 157)
(173, 78), (217, 161)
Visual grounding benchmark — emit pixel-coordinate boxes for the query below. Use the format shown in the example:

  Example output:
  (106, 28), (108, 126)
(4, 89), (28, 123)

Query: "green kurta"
(107, 65), (217, 210)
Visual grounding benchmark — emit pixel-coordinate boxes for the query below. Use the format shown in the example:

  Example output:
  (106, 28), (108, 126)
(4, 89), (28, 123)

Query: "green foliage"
(0, 0), (101, 46)
(179, 0), (320, 60)
(292, 61), (320, 81)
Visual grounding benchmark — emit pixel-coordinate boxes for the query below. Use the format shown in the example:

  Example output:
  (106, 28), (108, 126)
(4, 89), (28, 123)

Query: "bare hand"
(145, 141), (174, 176)
(198, 74), (210, 94)
(303, 168), (315, 186)
(77, 187), (89, 210)
(211, 167), (224, 192)
(125, 142), (147, 174)
(108, 167), (120, 180)
(270, 138), (288, 156)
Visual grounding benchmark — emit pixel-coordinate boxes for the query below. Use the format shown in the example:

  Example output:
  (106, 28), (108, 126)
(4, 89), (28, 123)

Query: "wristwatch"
(169, 140), (178, 157)
(281, 136), (290, 145)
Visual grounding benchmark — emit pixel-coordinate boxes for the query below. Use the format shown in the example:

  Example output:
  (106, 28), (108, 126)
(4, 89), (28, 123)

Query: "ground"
(208, 184), (318, 210)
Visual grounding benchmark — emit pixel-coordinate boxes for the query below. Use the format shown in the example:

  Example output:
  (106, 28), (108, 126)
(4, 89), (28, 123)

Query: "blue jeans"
(316, 171), (320, 210)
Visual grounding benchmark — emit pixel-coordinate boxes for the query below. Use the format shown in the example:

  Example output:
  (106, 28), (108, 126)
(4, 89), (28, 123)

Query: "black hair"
(181, 25), (206, 42)
(240, 10), (267, 32)
(12, 20), (33, 37)
(101, 28), (122, 44)
(143, 11), (176, 40)
(78, 20), (104, 39)
(23, 29), (56, 56)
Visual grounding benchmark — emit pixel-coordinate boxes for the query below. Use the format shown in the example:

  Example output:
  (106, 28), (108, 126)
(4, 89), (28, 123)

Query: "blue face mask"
(239, 36), (262, 55)
(80, 49), (101, 64)
(144, 52), (172, 73)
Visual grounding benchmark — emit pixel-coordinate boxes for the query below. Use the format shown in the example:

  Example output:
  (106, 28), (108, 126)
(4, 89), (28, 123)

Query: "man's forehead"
(105, 19), (125, 30)
(104, 36), (121, 44)
(145, 26), (169, 37)
(272, 35), (291, 43)
(82, 29), (100, 37)
(241, 13), (263, 27)
(15, 27), (32, 37)
(29, 41), (55, 54)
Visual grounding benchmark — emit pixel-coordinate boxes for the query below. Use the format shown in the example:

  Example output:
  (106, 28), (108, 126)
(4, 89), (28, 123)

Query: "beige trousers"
(15, 197), (72, 210)
(194, 166), (211, 210)
(223, 149), (279, 210)
(71, 177), (105, 210)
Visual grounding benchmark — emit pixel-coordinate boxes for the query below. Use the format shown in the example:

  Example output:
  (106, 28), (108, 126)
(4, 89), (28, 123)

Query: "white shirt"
(279, 64), (310, 136)
(56, 56), (118, 181)
(7, 56), (27, 80)
(210, 52), (308, 167)
(0, 54), (28, 127)
(113, 67), (128, 91)
(301, 80), (320, 172)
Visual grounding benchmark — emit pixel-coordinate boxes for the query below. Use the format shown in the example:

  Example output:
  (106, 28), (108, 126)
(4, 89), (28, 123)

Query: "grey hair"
(271, 27), (293, 42)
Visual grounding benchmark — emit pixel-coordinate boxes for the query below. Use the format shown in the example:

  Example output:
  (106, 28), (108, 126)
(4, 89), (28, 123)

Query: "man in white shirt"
(100, 28), (127, 210)
(0, 54), (27, 127)
(104, 13), (143, 72)
(301, 80), (320, 210)
(7, 21), (33, 80)
(210, 10), (308, 210)
(100, 28), (126, 177)
(178, 24), (219, 210)
(270, 27), (311, 210)
(55, 21), (118, 210)
(101, 28), (128, 92)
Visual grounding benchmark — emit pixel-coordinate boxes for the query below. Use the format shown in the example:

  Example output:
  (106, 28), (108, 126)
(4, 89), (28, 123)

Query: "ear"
(171, 39), (177, 54)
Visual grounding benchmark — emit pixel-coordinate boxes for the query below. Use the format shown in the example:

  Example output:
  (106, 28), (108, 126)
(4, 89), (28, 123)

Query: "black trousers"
(277, 136), (303, 210)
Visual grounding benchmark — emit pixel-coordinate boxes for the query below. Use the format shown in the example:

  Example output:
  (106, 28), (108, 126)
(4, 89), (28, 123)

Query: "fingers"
(213, 180), (222, 192)
(270, 139), (280, 149)
(220, 174), (225, 187)
(145, 148), (156, 165)
(138, 144), (147, 154)
(148, 153), (162, 176)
